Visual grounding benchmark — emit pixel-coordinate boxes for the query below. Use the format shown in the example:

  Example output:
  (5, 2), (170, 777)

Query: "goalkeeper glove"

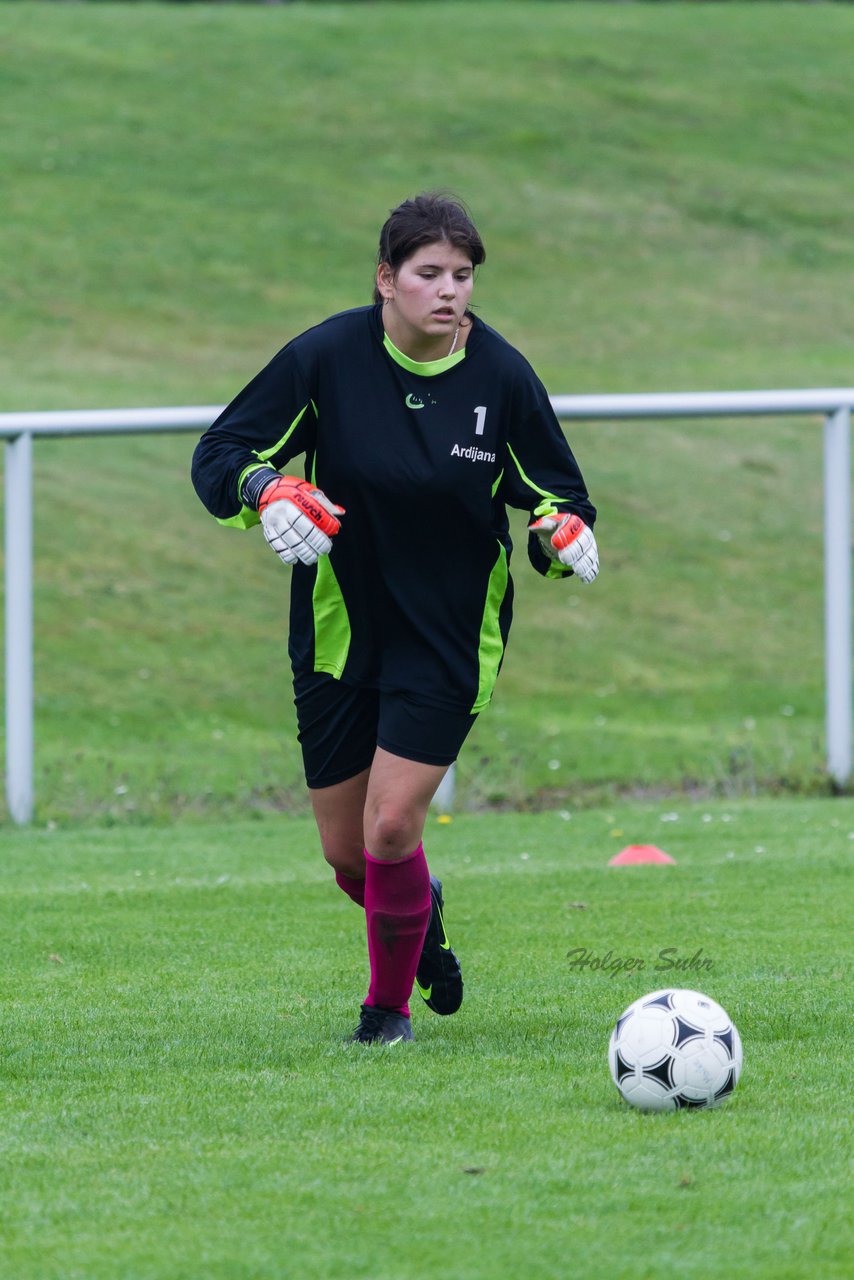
(528, 511), (599, 583)
(258, 475), (345, 567)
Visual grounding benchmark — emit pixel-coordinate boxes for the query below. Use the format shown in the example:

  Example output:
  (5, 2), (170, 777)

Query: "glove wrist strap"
(240, 466), (281, 510)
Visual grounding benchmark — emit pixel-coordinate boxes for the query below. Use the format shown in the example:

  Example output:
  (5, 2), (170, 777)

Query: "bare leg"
(359, 749), (447, 1013)
(308, 750), (450, 870)
(309, 767), (370, 878)
(313, 750), (455, 1026)
(363, 747), (450, 860)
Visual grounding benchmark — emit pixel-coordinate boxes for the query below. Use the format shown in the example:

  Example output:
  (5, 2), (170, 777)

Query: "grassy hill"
(1, 1), (853, 821)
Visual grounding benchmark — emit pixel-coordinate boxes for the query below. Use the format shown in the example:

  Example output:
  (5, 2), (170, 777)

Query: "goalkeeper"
(191, 192), (598, 1046)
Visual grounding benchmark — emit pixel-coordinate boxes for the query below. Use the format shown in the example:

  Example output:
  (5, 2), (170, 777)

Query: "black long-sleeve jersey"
(192, 304), (595, 714)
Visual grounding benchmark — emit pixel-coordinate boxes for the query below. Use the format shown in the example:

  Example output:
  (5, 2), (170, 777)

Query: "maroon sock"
(364, 843), (431, 1018)
(335, 869), (366, 908)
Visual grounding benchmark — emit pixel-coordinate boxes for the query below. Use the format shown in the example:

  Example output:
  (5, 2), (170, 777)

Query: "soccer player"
(191, 193), (598, 1045)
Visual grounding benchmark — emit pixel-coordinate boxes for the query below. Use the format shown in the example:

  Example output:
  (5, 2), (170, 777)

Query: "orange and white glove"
(259, 476), (344, 567)
(529, 511), (599, 583)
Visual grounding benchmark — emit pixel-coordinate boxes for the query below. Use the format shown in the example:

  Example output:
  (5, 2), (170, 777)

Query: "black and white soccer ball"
(608, 988), (742, 1112)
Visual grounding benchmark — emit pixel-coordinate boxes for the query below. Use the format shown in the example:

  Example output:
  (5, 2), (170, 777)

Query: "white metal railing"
(2, 391), (852, 823)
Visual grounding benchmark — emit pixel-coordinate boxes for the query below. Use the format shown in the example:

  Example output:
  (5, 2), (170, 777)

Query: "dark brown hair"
(373, 192), (485, 304)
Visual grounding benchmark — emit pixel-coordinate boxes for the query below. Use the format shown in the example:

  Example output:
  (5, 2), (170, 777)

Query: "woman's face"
(377, 241), (474, 343)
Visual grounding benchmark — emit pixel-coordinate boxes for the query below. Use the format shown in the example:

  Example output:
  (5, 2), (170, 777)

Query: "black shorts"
(293, 671), (478, 789)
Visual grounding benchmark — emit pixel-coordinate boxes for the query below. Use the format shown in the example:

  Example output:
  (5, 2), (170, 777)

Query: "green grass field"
(1, 6), (853, 1276)
(1, 799), (851, 1279)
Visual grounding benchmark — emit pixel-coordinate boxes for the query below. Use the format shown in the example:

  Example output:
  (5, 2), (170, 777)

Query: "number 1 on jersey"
(474, 406), (487, 436)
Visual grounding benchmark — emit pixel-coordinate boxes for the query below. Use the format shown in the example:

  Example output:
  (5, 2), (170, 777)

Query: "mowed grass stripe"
(0, 800), (851, 1278)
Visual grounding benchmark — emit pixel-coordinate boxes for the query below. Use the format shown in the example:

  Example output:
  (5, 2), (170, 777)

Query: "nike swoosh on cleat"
(414, 979), (432, 1000)
(435, 904), (451, 951)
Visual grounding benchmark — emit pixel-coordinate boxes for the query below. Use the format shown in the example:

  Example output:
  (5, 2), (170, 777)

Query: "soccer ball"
(608, 988), (742, 1112)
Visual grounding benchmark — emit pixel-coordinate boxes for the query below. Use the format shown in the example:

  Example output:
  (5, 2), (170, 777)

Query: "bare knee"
(365, 806), (423, 859)
(320, 841), (365, 879)
(362, 751), (444, 859)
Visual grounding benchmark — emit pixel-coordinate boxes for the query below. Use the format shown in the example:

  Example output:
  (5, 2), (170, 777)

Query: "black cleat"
(415, 876), (463, 1016)
(350, 1003), (413, 1045)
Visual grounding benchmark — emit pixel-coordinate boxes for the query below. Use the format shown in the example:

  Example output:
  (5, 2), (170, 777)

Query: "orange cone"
(609, 844), (676, 866)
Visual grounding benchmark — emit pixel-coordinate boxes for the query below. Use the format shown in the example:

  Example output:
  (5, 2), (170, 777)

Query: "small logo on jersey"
(451, 443), (496, 463)
(405, 393), (425, 409)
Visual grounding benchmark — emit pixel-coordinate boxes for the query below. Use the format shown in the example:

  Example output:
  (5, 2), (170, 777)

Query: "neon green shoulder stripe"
(506, 443), (562, 505)
(220, 403), (316, 530)
(253, 402), (313, 466)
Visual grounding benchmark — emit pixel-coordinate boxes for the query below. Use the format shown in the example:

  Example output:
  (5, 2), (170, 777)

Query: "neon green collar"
(383, 332), (466, 377)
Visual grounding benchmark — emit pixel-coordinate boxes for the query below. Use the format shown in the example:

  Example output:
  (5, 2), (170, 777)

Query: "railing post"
(431, 763), (456, 814)
(4, 432), (34, 824)
(823, 406), (852, 787)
